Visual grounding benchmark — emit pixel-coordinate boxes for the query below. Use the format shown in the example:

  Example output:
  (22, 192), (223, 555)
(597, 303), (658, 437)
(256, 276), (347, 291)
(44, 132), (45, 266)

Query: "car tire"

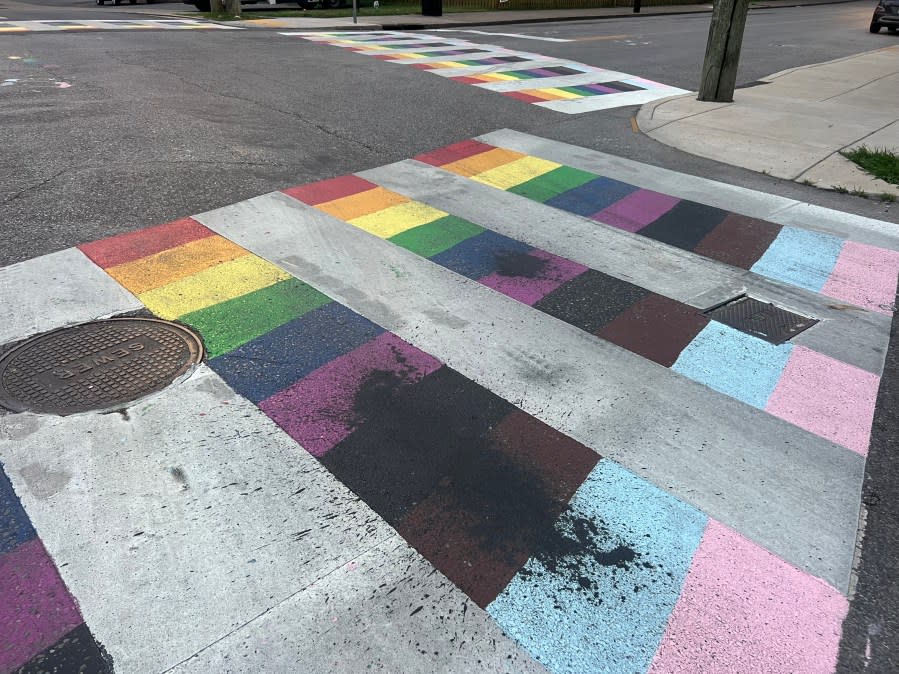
(870, 21), (882, 33)
(193, 0), (211, 9)
(325, 0), (343, 8)
(889, 26), (898, 32)
(96, 0), (105, 4)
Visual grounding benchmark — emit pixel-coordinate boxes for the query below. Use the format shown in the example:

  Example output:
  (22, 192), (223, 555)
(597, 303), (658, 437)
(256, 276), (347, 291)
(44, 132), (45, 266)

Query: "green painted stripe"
(389, 214), (484, 258)
(507, 165), (598, 203)
(180, 278), (330, 358)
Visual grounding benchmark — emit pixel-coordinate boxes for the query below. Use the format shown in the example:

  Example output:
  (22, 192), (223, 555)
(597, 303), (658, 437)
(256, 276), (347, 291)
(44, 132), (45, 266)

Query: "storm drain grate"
(0, 318), (203, 415)
(704, 296), (818, 344)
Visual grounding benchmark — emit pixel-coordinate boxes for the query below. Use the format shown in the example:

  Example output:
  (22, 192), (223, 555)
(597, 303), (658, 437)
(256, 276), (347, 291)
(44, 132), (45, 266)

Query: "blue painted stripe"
(487, 459), (706, 674)
(672, 323), (793, 409)
(430, 230), (531, 281)
(750, 226), (843, 292)
(208, 302), (384, 403)
(0, 466), (36, 556)
(545, 177), (639, 218)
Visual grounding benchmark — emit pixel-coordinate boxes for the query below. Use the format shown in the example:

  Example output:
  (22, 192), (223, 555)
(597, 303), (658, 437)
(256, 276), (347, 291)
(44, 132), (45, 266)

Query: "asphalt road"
(1, 0), (896, 267)
(1, 3), (898, 672)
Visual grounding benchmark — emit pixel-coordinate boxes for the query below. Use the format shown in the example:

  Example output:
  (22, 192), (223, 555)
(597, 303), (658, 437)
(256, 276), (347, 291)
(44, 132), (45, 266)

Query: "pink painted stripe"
(0, 539), (84, 672)
(479, 250), (589, 306)
(649, 520), (847, 674)
(765, 345), (880, 456)
(259, 332), (442, 457)
(821, 240), (899, 315)
(593, 189), (681, 233)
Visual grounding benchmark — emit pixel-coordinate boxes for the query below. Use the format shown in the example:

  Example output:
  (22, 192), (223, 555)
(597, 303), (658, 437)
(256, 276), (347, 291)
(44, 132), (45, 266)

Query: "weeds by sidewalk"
(842, 146), (899, 186)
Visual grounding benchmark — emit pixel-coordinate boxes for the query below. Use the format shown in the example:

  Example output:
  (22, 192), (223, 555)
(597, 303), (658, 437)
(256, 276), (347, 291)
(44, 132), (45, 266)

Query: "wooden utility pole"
(697, 0), (750, 102)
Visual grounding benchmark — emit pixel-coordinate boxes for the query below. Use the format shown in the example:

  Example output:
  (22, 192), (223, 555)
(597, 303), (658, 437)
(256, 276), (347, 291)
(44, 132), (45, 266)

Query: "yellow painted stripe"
(441, 147), (524, 178)
(483, 73), (518, 81)
(432, 61), (467, 68)
(105, 235), (249, 295)
(317, 187), (409, 221)
(472, 155), (562, 190)
(520, 88), (564, 101)
(139, 255), (291, 319)
(537, 87), (582, 100)
(0, 27), (27, 32)
(391, 53), (425, 59)
(349, 200), (447, 238)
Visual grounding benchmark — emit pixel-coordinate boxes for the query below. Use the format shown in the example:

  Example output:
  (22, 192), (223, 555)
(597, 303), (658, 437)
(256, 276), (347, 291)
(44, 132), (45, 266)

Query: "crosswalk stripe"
(418, 136), (899, 316)
(363, 159), (890, 376)
(285, 31), (687, 114)
(195, 190), (863, 593)
(481, 129), (899, 249)
(285, 169), (879, 456)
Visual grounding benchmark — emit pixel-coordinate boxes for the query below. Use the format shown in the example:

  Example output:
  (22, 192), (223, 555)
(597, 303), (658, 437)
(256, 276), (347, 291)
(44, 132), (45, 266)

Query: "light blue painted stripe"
(487, 460), (707, 674)
(750, 226), (843, 292)
(672, 323), (793, 409)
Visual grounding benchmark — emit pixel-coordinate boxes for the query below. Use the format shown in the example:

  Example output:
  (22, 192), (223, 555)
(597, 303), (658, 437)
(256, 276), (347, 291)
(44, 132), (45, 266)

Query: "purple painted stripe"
(583, 84), (619, 94)
(259, 332), (442, 457)
(529, 68), (565, 78)
(593, 190), (682, 233)
(479, 250), (589, 306)
(0, 538), (83, 672)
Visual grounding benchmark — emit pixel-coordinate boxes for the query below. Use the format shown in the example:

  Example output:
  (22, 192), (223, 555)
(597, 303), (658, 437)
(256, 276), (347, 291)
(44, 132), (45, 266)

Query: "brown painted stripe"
(693, 213), (783, 270)
(597, 294), (710, 369)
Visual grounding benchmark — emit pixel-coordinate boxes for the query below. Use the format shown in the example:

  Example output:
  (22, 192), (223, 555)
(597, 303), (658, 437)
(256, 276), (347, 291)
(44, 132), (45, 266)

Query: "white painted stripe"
(361, 159), (890, 375)
(537, 87), (690, 113)
(478, 129), (899, 249)
(0, 367), (402, 673)
(473, 72), (668, 92)
(434, 28), (572, 43)
(0, 248), (141, 345)
(169, 536), (547, 674)
(196, 191), (863, 593)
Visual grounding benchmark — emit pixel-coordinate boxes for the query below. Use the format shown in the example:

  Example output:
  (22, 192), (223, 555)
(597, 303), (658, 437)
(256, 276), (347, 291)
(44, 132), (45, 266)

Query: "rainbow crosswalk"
(284, 31), (688, 113)
(1, 131), (895, 673)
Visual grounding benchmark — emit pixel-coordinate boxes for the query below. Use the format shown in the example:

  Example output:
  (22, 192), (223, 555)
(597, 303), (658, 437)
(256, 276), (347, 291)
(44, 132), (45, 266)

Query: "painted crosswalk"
(0, 19), (238, 33)
(2, 131), (896, 673)
(284, 31), (687, 113)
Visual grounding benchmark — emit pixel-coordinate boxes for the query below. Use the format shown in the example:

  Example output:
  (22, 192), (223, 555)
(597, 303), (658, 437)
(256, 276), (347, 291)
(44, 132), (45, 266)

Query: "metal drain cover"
(705, 296), (818, 344)
(0, 318), (203, 415)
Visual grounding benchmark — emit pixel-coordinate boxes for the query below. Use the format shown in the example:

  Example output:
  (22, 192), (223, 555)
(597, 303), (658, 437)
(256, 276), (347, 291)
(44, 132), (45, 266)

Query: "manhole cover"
(0, 318), (203, 415)
(705, 296), (818, 344)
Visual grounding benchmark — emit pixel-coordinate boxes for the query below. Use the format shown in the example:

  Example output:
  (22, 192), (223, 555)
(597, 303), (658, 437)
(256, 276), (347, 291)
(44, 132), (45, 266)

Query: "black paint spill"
(494, 251), (548, 279)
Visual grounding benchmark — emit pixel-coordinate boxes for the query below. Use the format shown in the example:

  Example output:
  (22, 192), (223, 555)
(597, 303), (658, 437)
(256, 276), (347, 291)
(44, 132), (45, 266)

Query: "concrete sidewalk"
(638, 46), (899, 197)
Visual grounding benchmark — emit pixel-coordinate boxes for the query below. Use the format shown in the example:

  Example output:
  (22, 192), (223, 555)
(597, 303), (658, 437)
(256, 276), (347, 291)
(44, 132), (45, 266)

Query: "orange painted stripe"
(105, 235), (249, 295)
(316, 186), (410, 221)
(441, 147), (525, 178)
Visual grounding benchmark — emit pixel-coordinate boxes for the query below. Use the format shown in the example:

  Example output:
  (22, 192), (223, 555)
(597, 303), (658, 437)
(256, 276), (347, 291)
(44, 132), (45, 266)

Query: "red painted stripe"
(414, 139), (495, 167)
(411, 63), (436, 70)
(282, 174), (378, 206)
(370, 54), (398, 60)
(451, 76), (485, 84)
(503, 90), (546, 104)
(78, 217), (214, 269)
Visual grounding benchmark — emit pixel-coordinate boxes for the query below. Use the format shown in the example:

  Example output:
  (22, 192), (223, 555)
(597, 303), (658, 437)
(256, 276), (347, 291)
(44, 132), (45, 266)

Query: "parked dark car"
(870, 0), (899, 32)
